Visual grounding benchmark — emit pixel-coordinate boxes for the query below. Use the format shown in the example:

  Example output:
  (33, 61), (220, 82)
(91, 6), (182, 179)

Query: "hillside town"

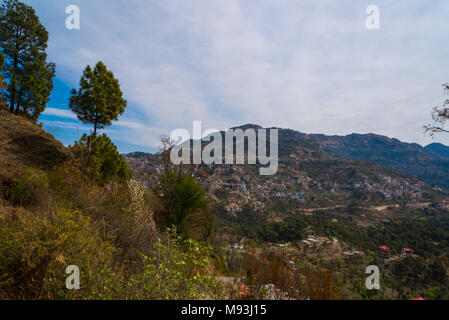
(125, 153), (430, 214)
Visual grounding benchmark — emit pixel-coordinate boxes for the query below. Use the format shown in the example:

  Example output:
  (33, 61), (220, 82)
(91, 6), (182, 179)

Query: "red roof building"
(378, 245), (390, 259)
(402, 248), (414, 257)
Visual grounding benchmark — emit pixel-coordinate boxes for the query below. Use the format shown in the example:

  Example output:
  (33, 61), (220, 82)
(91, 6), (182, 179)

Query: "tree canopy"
(70, 61), (127, 136)
(0, 0), (55, 119)
(71, 133), (132, 183)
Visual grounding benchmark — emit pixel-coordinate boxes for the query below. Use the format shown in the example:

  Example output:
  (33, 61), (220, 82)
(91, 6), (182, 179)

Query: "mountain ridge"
(125, 125), (449, 189)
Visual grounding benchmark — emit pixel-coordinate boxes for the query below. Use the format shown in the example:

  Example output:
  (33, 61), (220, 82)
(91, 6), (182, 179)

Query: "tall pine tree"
(19, 58), (55, 120)
(70, 61), (127, 136)
(0, 0), (55, 118)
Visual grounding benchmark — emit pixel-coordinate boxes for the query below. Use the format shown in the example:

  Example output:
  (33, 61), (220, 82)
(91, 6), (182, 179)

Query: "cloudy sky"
(25, 0), (449, 152)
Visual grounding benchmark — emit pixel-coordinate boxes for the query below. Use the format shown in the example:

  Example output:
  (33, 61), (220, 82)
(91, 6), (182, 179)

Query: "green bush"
(47, 163), (89, 207)
(127, 231), (226, 299)
(154, 169), (212, 239)
(2, 167), (49, 207)
(71, 133), (132, 183)
(0, 207), (121, 299)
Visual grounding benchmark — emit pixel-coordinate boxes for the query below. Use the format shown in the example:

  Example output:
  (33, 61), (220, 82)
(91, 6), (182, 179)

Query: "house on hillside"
(401, 248), (414, 258)
(342, 249), (360, 257)
(307, 237), (321, 244)
(301, 240), (313, 248)
(228, 243), (244, 250)
(378, 245), (390, 259)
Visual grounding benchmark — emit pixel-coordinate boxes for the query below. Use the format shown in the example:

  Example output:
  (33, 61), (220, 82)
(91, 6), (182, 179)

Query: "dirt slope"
(0, 109), (70, 180)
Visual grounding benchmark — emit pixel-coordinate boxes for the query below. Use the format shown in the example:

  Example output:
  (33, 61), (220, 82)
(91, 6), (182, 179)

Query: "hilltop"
(425, 142), (449, 159)
(309, 133), (449, 189)
(0, 109), (70, 180)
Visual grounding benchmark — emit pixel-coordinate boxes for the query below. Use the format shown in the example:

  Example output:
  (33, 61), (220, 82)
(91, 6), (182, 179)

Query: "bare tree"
(424, 83), (449, 136)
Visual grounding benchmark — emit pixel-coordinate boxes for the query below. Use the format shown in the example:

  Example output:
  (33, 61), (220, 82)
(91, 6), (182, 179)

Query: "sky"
(22, 0), (449, 153)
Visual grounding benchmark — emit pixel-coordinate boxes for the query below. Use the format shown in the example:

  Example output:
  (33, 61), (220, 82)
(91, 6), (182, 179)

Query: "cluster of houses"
(214, 166), (426, 205)
(378, 245), (415, 259)
(125, 154), (426, 202)
(124, 153), (157, 171)
(299, 237), (415, 260)
(349, 175), (424, 199)
(125, 157), (428, 212)
(219, 176), (311, 200)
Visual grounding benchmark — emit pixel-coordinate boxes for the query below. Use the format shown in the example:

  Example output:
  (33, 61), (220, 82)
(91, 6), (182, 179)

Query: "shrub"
(243, 248), (306, 300)
(127, 231), (226, 299)
(47, 163), (89, 208)
(0, 207), (121, 299)
(153, 169), (211, 239)
(71, 133), (132, 183)
(2, 167), (49, 207)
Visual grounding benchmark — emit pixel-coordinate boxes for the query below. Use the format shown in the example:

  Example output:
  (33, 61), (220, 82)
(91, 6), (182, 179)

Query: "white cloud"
(26, 0), (449, 148)
(43, 108), (77, 119)
(44, 120), (89, 131)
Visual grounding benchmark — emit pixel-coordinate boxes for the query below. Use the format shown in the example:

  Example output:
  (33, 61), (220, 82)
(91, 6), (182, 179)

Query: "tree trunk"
(93, 122), (97, 137)
(15, 87), (24, 115)
(9, 54), (18, 113)
(9, 94), (14, 113)
(9, 86), (15, 113)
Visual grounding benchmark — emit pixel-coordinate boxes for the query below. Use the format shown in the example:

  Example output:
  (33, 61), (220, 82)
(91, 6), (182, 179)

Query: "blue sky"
(23, 0), (449, 153)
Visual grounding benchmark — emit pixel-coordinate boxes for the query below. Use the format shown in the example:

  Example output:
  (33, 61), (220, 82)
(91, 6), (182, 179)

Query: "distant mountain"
(126, 125), (434, 190)
(124, 124), (449, 188)
(309, 133), (449, 189)
(230, 123), (263, 131)
(425, 143), (449, 159)
(126, 124), (448, 213)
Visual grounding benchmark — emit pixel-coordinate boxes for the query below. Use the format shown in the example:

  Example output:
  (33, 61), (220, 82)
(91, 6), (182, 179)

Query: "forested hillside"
(309, 133), (449, 189)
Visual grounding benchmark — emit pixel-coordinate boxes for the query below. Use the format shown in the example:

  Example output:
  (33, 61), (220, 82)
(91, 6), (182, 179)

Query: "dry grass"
(0, 109), (70, 181)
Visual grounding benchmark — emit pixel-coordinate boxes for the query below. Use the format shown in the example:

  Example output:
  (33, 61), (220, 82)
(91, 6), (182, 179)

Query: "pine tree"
(70, 62), (127, 136)
(71, 133), (132, 183)
(18, 57), (55, 120)
(0, 0), (54, 116)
